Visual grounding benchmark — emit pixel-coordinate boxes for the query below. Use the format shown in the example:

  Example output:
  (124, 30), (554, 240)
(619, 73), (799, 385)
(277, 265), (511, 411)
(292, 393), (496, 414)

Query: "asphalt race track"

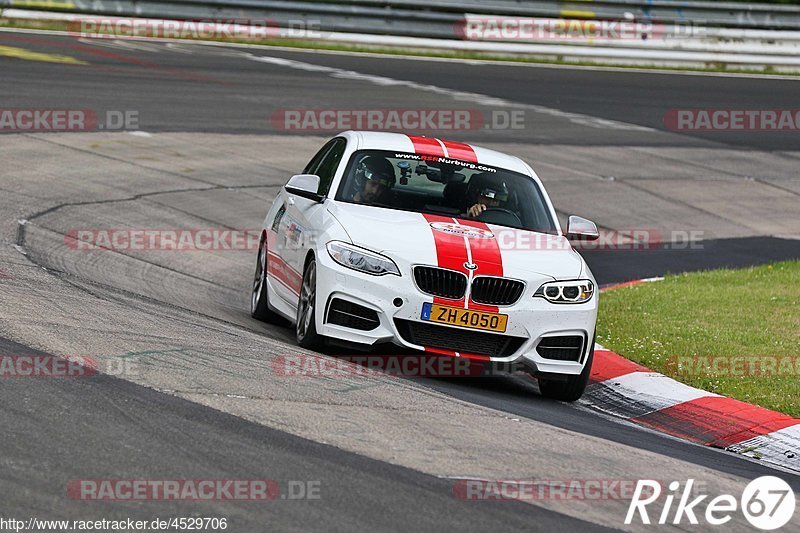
(1, 29), (799, 531)
(1, 337), (605, 531)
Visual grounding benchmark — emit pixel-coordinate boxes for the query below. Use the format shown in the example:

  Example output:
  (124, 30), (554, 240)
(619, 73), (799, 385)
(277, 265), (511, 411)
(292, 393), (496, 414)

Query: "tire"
(251, 238), (284, 324)
(538, 336), (595, 402)
(296, 257), (324, 350)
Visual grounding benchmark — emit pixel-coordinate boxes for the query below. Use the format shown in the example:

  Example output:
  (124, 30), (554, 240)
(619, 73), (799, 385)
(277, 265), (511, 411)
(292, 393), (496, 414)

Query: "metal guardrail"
(2, 0), (464, 39)
(319, 0), (800, 29)
(2, 0), (800, 31)
(3, 0), (800, 70)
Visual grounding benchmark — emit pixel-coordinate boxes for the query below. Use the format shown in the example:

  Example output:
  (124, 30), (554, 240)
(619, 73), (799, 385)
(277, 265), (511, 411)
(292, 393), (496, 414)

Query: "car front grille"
(326, 298), (380, 331)
(470, 276), (525, 306)
(394, 319), (526, 358)
(413, 266), (467, 300)
(536, 335), (585, 362)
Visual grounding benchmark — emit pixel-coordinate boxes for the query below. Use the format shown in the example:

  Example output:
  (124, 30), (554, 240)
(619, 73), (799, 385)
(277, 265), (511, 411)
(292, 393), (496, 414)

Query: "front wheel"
(296, 257), (324, 350)
(538, 337), (594, 402)
(251, 238), (284, 324)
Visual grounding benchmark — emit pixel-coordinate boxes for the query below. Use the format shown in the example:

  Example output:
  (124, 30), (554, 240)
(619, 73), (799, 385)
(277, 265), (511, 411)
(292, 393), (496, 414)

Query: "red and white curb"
(582, 278), (799, 473)
(599, 276), (664, 292)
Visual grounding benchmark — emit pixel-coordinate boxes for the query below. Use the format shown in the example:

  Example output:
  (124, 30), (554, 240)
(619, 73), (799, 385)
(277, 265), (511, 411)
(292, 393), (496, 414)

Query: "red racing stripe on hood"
(464, 221), (502, 278)
(463, 220), (502, 313)
(422, 214), (505, 313)
(410, 137), (504, 313)
(423, 213), (469, 307)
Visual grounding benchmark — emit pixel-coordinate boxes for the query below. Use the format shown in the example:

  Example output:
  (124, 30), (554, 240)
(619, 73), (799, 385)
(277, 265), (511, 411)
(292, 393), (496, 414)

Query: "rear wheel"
(538, 337), (595, 402)
(296, 257), (324, 350)
(251, 238), (283, 323)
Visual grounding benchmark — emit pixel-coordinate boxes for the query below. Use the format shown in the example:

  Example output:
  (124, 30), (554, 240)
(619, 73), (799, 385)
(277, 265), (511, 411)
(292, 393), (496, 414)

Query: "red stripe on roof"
(407, 135), (445, 157)
(441, 140), (477, 163)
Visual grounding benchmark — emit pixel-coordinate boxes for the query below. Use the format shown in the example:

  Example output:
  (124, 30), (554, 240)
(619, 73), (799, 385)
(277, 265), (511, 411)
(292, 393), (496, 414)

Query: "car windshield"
(335, 149), (557, 233)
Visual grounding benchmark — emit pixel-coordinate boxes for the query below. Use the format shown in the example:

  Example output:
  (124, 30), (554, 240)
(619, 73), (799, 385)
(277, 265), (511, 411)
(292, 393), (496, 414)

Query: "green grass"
(597, 261), (800, 416)
(1, 17), (797, 77)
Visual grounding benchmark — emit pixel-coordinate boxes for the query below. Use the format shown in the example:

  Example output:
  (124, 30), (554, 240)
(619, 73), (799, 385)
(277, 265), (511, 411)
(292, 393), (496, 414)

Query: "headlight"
(326, 241), (400, 276)
(534, 280), (594, 304)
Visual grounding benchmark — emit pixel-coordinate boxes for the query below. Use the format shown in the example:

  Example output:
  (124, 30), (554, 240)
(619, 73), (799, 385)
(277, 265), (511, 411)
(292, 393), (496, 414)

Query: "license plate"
(421, 303), (508, 333)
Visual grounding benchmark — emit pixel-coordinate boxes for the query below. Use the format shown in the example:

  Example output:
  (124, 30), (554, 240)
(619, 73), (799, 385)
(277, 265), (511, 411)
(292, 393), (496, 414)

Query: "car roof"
(336, 131), (536, 178)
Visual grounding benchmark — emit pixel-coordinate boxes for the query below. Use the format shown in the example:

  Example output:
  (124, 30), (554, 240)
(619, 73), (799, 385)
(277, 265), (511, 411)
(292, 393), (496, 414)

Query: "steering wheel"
(477, 207), (522, 226)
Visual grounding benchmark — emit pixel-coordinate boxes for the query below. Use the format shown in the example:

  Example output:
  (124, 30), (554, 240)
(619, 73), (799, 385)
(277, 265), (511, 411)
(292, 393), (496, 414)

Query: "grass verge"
(597, 261), (800, 416)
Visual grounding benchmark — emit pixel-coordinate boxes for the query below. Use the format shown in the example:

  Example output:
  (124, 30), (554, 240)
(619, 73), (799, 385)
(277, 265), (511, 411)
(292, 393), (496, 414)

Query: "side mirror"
(566, 215), (599, 241)
(285, 174), (323, 203)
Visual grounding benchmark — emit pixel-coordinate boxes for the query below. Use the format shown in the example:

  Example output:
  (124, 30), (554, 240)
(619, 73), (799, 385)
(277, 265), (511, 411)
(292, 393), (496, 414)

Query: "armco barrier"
(3, 0), (800, 32)
(322, 0), (800, 30)
(3, 0), (800, 70)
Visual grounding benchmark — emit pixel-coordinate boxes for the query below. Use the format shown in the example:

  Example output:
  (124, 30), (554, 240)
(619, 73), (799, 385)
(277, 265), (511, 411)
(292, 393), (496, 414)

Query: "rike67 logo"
(626, 477), (796, 530)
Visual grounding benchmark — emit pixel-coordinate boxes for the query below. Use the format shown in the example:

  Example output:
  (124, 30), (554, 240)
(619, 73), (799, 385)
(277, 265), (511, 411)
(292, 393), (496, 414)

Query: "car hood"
(327, 202), (584, 280)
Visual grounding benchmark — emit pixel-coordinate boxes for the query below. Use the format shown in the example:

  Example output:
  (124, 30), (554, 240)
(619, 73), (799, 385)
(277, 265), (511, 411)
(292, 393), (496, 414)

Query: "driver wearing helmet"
(352, 156), (396, 205)
(465, 174), (510, 218)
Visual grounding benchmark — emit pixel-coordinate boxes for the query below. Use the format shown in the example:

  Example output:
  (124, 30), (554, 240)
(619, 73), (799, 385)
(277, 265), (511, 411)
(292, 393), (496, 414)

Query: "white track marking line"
(244, 53), (654, 132)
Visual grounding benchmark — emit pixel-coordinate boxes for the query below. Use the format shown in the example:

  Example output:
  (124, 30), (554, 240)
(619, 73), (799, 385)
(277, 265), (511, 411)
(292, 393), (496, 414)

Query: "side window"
(313, 138), (346, 195)
(302, 140), (335, 175)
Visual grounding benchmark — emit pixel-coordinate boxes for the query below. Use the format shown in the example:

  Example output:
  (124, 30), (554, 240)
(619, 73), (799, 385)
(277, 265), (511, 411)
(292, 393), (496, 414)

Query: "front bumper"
(314, 250), (598, 376)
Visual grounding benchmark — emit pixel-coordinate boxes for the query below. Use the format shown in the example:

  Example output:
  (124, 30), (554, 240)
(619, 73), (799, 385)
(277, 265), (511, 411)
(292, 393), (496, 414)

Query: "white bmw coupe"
(252, 131), (600, 400)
